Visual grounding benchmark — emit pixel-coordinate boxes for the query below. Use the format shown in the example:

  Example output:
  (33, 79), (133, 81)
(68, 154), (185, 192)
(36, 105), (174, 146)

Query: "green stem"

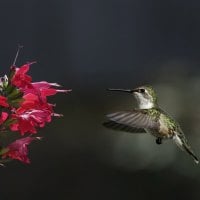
(0, 147), (9, 156)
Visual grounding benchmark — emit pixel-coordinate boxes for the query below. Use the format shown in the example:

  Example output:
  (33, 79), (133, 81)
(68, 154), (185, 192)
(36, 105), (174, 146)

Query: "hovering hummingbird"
(103, 85), (199, 164)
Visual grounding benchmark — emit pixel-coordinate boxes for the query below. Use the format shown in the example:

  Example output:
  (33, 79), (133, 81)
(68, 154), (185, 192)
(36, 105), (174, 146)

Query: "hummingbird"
(103, 85), (199, 164)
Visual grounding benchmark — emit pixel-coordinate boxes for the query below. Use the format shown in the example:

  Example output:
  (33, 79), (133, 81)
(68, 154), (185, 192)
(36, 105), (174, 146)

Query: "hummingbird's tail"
(173, 134), (199, 164)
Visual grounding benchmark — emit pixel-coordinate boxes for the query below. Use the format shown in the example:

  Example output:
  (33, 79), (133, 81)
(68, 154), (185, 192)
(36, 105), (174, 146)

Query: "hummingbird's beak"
(132, 89), (140, 93)
(107, 88), (133, 93)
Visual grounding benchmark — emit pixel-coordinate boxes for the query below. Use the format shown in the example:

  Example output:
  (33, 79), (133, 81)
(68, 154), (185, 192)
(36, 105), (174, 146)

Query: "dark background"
(0, 0), (200, 199)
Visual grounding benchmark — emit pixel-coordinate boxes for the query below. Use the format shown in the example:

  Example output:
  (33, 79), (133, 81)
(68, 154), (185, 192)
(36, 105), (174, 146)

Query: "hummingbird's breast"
(146, 113), (176, 139)
(158, 113), (176, 138)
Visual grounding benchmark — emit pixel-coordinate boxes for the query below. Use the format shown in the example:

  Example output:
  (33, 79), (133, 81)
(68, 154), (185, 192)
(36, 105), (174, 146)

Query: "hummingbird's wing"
(103, 120), (146, 133)
(106, 110), (159, 130)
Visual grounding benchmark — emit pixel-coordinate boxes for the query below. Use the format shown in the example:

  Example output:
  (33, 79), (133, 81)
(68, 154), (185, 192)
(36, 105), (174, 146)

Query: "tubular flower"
(0, 96), (9, 107)
(11, 64), (32, 88)
(0, 112), (8, 127)
(10, 108), (52, 135)
(1, 137), (41, 164)
(23, 81), (71, 102)
(10, 93), (55, 135)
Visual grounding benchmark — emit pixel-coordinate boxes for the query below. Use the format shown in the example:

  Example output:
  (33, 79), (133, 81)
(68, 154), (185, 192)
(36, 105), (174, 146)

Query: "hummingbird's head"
(108, 85), (158, 109)
(132, 85), (157, 109)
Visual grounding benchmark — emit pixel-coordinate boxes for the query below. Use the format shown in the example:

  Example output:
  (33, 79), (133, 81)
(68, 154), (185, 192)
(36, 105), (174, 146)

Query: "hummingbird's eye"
(138, 89), (145, 93)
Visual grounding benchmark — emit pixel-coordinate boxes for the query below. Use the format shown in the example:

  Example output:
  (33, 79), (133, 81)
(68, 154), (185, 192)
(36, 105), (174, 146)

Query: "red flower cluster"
(0, 63), (70, 164)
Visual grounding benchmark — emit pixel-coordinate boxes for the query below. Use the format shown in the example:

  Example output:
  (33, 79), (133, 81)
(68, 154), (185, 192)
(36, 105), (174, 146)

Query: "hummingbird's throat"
(134, 93), (155, 109)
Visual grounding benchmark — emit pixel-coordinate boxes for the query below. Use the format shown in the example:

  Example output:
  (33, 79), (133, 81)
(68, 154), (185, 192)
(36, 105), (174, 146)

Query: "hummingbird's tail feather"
(173, 134), (199, 164)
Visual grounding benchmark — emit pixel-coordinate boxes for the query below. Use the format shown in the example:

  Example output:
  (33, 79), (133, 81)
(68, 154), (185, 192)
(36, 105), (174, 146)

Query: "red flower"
(20, 93), (40, 109)
(2, 137), (40, 164)
(10, 93), (56, 135)
(10, 109), (52, 134)
(23, 81), (70, 102)
(11, 63), (32, 88)
(0, 96), (9, 107)
(0, 112), (8, 126)
(0, 59), (69, 165)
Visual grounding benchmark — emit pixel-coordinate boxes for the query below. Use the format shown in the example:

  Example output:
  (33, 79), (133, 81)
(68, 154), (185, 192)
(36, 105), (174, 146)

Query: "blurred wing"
(106, 110), (159, 129)
(103, 120), (146, 133)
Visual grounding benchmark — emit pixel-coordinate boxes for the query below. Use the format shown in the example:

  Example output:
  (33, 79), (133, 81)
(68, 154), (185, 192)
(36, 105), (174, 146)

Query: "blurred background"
(0, 0), (200, 199)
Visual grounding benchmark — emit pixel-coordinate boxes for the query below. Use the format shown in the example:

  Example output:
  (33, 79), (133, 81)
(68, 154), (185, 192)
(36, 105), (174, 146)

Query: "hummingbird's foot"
(156, 138), (162, 145)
